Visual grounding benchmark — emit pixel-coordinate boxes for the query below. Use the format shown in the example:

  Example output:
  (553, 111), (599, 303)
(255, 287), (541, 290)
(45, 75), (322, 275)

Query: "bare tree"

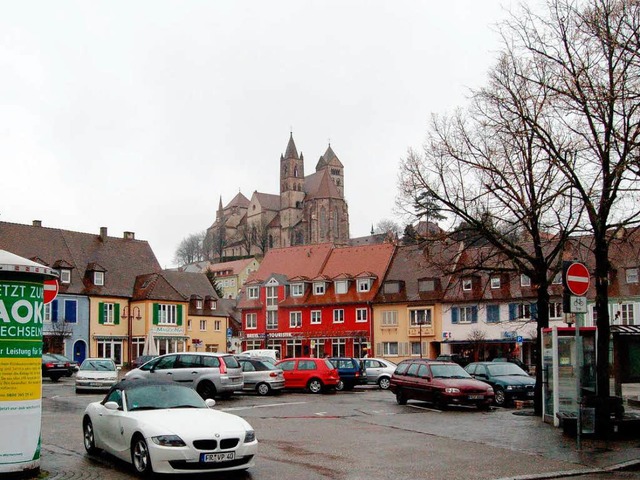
(467, 328), (487, 363)
(44, 319), (73, 353)
(375, 219), (401, 239)
(251, 218), (272, 256)
(499, 0), (640, 430)
(174, 231), (206, 266)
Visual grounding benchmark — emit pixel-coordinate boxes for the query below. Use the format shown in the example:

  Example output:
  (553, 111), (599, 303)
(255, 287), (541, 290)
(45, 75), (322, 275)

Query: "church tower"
(316, 144), (344, 197)
(279, 133), (305, 246)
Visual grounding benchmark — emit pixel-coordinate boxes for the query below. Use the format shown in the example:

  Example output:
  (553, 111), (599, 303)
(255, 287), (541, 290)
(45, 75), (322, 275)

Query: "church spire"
(284, 132), (299, 160)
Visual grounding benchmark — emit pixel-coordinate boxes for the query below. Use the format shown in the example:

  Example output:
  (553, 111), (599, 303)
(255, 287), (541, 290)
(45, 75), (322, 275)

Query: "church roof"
(283, 133), (299, 160)
(316, 144), (343, 170)
(252, 191), (281, 211)
(304, 169), (342, 200)
(224, 192), (250, 209)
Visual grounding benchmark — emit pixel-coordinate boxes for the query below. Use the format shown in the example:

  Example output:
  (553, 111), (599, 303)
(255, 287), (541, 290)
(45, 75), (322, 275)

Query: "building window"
(410, 308), (432, 327)
(200, 320), (207, 331)
(187, 319), (192, 331)
(96, 339), (123, 365)
(335, 280), (348, 294)
(418, 280), (435, 292)
(266, 286), (278, 307)
(486, 304), (500, 323)
(382, 310), (398, 327)
(196, 299), (203, 309)
(384, 282), (400, 294)
(357, 279), (371, 292)
(246, 313), (257, 329)
(462, 278), (472, 291)
(64, 299), (77, 323)
(214, 320), (221, 331)
(44, 303), (52, 323)
(311, 310), (321, 324)
(519, 304), (532, 319)
(60, 269), (71, 284)
(102, 303), (115, 324)
(383, 342), (398, 356)
(490, 277), (501, 289)
(458, 306), (475, 324)
(549, 302), (563, 320)
(247, 286), (259, 299)
(94, 271), (104, 286)
(333, 309), (344, 323)
(553, 272), (562, 285)
(356, 308), (368, 322)
(158, 304), (177, 325)
(291, 283), (304, 297)
(521, 274), (531, 287)
(210, 300), (217, 310)
(267, 311), (278, 330)
(314, 282), (325, 295)
(331, 338), (346, 357)
(626, 268), (639, 284)
(619, 304), (635, 325)
(290, 311), (302, 328)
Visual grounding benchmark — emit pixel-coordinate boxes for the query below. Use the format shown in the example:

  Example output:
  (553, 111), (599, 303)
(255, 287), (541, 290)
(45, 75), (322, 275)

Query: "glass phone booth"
(542, 326), (596, 427)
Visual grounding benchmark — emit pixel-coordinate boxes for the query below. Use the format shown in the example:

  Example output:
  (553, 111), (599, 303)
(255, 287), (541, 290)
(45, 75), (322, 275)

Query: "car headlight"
(506, 386), (514, 391)
(444, 388), (460, 394)
(486, 386), (494, 393)
(244, 430), (256, 443)
(151, 435), (186, 447)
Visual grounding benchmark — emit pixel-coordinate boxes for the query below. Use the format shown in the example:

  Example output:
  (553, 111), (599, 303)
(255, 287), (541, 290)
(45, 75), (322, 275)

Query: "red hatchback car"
(389, 359), (494, 409)
(275, 358), (340, 394)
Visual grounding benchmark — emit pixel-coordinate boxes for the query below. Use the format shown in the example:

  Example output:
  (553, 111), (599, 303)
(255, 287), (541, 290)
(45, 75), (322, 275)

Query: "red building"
(238, 243), (395, 358)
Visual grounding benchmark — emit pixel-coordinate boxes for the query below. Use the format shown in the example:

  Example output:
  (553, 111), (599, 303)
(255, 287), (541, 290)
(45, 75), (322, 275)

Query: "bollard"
(0, 250), (58, 478)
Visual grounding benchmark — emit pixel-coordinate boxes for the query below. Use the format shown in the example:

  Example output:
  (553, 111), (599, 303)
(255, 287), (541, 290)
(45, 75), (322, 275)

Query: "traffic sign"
(569, 296), (587, 313)
(566, 262), (590, 296)
(43, 279), (59, 304)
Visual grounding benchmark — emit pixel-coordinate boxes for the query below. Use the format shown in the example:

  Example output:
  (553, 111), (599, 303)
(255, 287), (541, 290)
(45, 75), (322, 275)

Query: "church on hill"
(205, 133), (350, 259)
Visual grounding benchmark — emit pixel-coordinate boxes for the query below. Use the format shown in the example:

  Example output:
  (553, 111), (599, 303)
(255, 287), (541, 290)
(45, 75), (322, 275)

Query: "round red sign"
(43, 279), (59, 304)
(566, 262), (590, 296)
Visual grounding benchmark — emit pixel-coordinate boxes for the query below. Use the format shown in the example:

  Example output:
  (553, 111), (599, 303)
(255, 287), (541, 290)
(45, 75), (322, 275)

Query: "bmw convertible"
(82, 379), (257, 476)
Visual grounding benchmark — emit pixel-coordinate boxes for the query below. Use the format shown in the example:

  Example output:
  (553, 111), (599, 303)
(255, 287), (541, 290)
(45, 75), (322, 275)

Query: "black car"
(42, 353), (71, 382)
(435, 353), (470, 367)
(47, 353), (78, 376)
(465, 361), (535, 406)
(131, 355), (158, 369)
(328, 357), (367, 391)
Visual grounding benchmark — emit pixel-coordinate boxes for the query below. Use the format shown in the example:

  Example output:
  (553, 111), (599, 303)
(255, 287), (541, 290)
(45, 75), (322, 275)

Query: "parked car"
(42, 353), (70, 382)
(465, 361), (535, 406)
(131, 354), (158, 369)
(389, 359), (494, 409)
(236, 354), (277, 366)
(435, 353), (470, 367)
(492, 357), (530, 374)
(47, 353), (78, 376)
(75, 358), (119, 393)
(360, 357), (397, 390)
(125, 352), (243, 400)
(82, 379), (257, 476)
(238, 349), (280, 362)
(328, 357), (367, 391)
(237, 357), (285, 396)
(275, 357), (340, 394)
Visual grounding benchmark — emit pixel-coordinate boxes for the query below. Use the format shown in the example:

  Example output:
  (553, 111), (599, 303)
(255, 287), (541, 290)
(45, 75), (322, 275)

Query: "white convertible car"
(82, 379), (258, 476)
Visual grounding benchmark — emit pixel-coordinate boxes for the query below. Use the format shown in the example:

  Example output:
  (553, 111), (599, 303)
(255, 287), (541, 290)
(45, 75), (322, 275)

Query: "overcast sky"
(1, 0), (522, 268)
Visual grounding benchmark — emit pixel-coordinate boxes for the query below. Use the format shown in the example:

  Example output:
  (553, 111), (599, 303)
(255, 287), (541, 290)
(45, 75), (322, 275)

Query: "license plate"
(89, 383), (101, 387)
(468, 395), (484, 400)
(201, 452), (235, 463)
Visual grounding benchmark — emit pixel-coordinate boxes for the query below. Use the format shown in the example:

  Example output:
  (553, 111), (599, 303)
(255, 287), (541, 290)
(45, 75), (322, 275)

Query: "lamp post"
(122, 305), (142, 365)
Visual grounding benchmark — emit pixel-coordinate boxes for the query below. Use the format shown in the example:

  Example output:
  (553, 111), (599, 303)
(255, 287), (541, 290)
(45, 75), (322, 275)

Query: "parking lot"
(33, 375), (640, 480)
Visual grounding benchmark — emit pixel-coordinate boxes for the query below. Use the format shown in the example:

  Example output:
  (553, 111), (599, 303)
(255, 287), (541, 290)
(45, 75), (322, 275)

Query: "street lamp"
(122, 305), (142, 365)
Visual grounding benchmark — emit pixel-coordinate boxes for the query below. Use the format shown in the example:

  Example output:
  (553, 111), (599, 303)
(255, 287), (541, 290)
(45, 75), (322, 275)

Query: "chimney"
(32, 220), (42, 227)
(100, 227), (108, 241)
(124, 231), (135, 240)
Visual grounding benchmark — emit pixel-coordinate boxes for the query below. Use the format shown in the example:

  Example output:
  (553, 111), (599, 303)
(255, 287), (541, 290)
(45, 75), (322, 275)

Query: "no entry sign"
(43, 279), (59, 304)
(566, 262), (590, 296)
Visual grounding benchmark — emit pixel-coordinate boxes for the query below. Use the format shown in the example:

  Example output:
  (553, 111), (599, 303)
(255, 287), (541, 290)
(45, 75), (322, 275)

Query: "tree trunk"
(594, 235), (612, 436)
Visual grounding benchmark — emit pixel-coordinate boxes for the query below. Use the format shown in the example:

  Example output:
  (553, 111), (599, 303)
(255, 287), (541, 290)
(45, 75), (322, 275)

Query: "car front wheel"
(131, 435), (153, 476)
(256, 382), (271, 396)
(307, 379), (323, 394)
(494, 387), (506, 407)
(83, 418), (100, 454)
(378, 377), (391, 390)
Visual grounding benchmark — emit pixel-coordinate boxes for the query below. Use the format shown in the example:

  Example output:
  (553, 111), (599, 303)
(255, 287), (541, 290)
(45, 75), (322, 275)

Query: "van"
(238, 349), (280, 362)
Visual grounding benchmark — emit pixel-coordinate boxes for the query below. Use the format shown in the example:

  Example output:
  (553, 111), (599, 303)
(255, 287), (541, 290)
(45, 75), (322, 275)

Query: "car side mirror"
(104, 401), (120, 411)
(205, 398), (216, 408)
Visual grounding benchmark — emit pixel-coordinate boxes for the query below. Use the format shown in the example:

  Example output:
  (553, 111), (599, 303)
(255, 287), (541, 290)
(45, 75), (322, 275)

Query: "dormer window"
(418, 280), (435, 292)
(521, 274), (531, 287)
(60, 269), (71, 284)
(247, 286), (259, 299)
(335, 280), (348, 295)
(490, 277), (500, 289)
(94, 271), (104, 286)
(196, 299), (203, 309)
(314, 282), (326, 295)
(291, 283), (304, 297)
(383, 282), (400, 294)
(357, 279), (371, 292)
(210, 300), (217, 310)
(462, 278), (472, 291)
(626, 268), (638, 284)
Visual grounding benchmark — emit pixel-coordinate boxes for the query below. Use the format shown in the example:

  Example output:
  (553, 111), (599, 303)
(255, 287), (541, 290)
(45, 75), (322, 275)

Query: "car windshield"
(80, 360), (115, 371)
(487, 363), (528, 377)
(126, 384), (207, 411)
(431, 364), (471, 379)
